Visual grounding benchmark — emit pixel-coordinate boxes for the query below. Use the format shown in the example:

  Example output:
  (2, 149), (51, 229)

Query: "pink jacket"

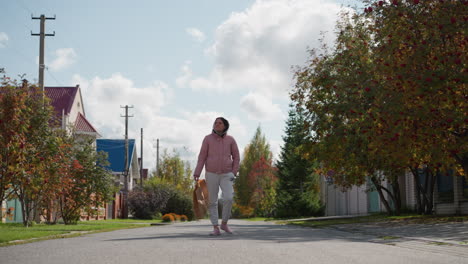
(194, 133), (240, 177)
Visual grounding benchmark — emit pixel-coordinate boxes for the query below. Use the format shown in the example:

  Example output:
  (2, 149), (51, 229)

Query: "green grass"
(242, 217), (272, 222)
(282, 214), (468, 228)
(428, 241), (451, 246)
(379, 236), (400, 240)
(0, 219), (163, 246)
(283, 214), (389, 227)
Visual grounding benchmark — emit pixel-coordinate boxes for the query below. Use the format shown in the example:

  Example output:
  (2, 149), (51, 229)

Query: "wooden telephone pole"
(140, 128), (144, 185)
(120, 105), (133, 219)
(31, 14), (55, 92)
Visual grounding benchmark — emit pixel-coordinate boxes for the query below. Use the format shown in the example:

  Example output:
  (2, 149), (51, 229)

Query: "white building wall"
(321, 175), (369, 216)
(67, 88), (84, 127)
(405, 171), (417, 210)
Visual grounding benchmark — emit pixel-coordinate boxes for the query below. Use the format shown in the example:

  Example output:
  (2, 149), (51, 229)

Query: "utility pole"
(157, 139), (160, 177)
(153, 138), (160, 177)
(31, 14), (55, 92)
(140, 128), (143, 185)
(120, 105), (133, 219)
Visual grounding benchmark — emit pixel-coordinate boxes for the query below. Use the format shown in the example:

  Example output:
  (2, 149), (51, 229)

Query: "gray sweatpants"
(205, 172), (235, 225)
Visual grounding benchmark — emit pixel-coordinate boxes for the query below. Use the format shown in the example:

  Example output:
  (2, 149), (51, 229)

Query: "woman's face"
(213, 119), (225, 133)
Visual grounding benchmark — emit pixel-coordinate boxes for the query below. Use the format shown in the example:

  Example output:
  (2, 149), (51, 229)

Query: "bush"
(162, 213), (175, 222)
(161, 189), (194, 221)
(171, 213), (181, 221)
(231, 203), (255, 218)
(275, 192), (324, 218)
(180, 215), (188, 222)
(128, 186), (170, 219)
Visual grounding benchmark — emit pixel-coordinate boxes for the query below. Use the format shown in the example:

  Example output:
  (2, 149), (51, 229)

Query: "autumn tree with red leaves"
(234, 126), (277, 217)
(248, 156), (278, 217)
(291, 0), (466, 215)
(0, 78), (58, 226)
(1, 78), (115, 225)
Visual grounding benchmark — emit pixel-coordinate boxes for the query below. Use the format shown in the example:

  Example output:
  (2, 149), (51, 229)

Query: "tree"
(156, 149), (193, 195)
(291, 0), (466, 215)
(249, 156), (278, 217)
(365, 0), (466, 214)
(1, 78), (117, 225)
(0, 78), (29, 205)
(234, 126), (275, 216)
(0, 79), (59, 226)
(275, 105), (322, 218)
(291, 9), (404, 215)
(56, 136), (116, 224)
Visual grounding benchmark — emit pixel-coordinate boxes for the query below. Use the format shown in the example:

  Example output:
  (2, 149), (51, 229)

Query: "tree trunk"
(410, 166), (435, 215)
(425, 168), (437, 215)
(391, 178), (401, 216)
(410, 167), (423, 214)
(371, 177), (393, 215)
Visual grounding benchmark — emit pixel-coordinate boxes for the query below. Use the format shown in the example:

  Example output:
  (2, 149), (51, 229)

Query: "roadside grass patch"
(243, 217), (271, 222)
(283, 214), (389, 227)
(428, 241), (452, 246)
(0, 219), (161, 246)
(284, 214), (468, 228)
(379, 236), (400, 240)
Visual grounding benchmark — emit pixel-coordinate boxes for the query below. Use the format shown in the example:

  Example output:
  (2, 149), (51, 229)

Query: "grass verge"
(282, 214), (468, 228)
(0, 218), (162, 247)
(242, 217), (272, 222)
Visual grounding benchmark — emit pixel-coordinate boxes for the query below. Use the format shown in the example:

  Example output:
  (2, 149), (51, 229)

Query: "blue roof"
(96, 139), (136, 173)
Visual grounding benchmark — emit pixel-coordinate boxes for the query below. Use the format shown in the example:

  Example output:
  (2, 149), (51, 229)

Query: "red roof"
(44, 86), (79, 116)
(75, 112), (99, 134)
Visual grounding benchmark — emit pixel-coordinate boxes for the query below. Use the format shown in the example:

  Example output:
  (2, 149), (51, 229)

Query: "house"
(321, 171), (468, 216)
(435, 174), (468, 214)
(45, 85), (100, 141)
(320, 176), (386, 216)
(96, 139), (140, 219)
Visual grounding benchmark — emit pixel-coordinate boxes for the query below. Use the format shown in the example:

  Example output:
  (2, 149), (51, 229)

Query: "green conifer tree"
(275, 105), (323, 217)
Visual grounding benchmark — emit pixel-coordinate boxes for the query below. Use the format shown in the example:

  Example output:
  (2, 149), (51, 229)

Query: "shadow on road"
(104, 220), (367, 243)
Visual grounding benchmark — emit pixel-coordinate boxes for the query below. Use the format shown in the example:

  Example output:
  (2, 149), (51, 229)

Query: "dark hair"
(214, 117), (229, 132)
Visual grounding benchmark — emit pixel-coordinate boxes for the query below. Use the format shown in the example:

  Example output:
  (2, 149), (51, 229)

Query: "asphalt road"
(0, 219), (467, 264)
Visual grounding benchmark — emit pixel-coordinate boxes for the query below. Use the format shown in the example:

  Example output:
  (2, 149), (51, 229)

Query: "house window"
(437, 171), (454, 203)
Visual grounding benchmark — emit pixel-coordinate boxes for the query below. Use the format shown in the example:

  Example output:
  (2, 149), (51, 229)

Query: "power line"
(45, 67), (65, 86)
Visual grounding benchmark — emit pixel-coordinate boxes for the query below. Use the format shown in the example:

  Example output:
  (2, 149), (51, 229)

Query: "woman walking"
(193, 117), (240, 236)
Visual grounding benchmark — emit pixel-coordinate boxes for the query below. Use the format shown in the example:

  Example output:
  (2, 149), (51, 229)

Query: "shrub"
(162, 213), (175, 222)
(180, 215), (188, 222)
(231, 203), (255, 218)
(275, 192), (324, 218)
(171, 213), (181, 221)
(161, 189), (194, 221)
(128, 186), (170, 219)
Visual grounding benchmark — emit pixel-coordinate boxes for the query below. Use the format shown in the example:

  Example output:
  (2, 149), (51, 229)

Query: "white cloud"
(186, 27), (206, 42)
(269, 139), (283, 163)
(0, 32), (9, 48)
(49, 48), (77, 71)
(70, 73), (250, 172)
(240, 92), (284, 121)
(175, 60), (193, 88)
(180, 0), (347, 97)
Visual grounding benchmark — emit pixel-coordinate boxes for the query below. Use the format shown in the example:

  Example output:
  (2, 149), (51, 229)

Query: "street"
(1, 219), (467, 264)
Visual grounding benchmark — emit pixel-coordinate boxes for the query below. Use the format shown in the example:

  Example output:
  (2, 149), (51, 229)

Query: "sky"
(1, 0), (358, 173)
